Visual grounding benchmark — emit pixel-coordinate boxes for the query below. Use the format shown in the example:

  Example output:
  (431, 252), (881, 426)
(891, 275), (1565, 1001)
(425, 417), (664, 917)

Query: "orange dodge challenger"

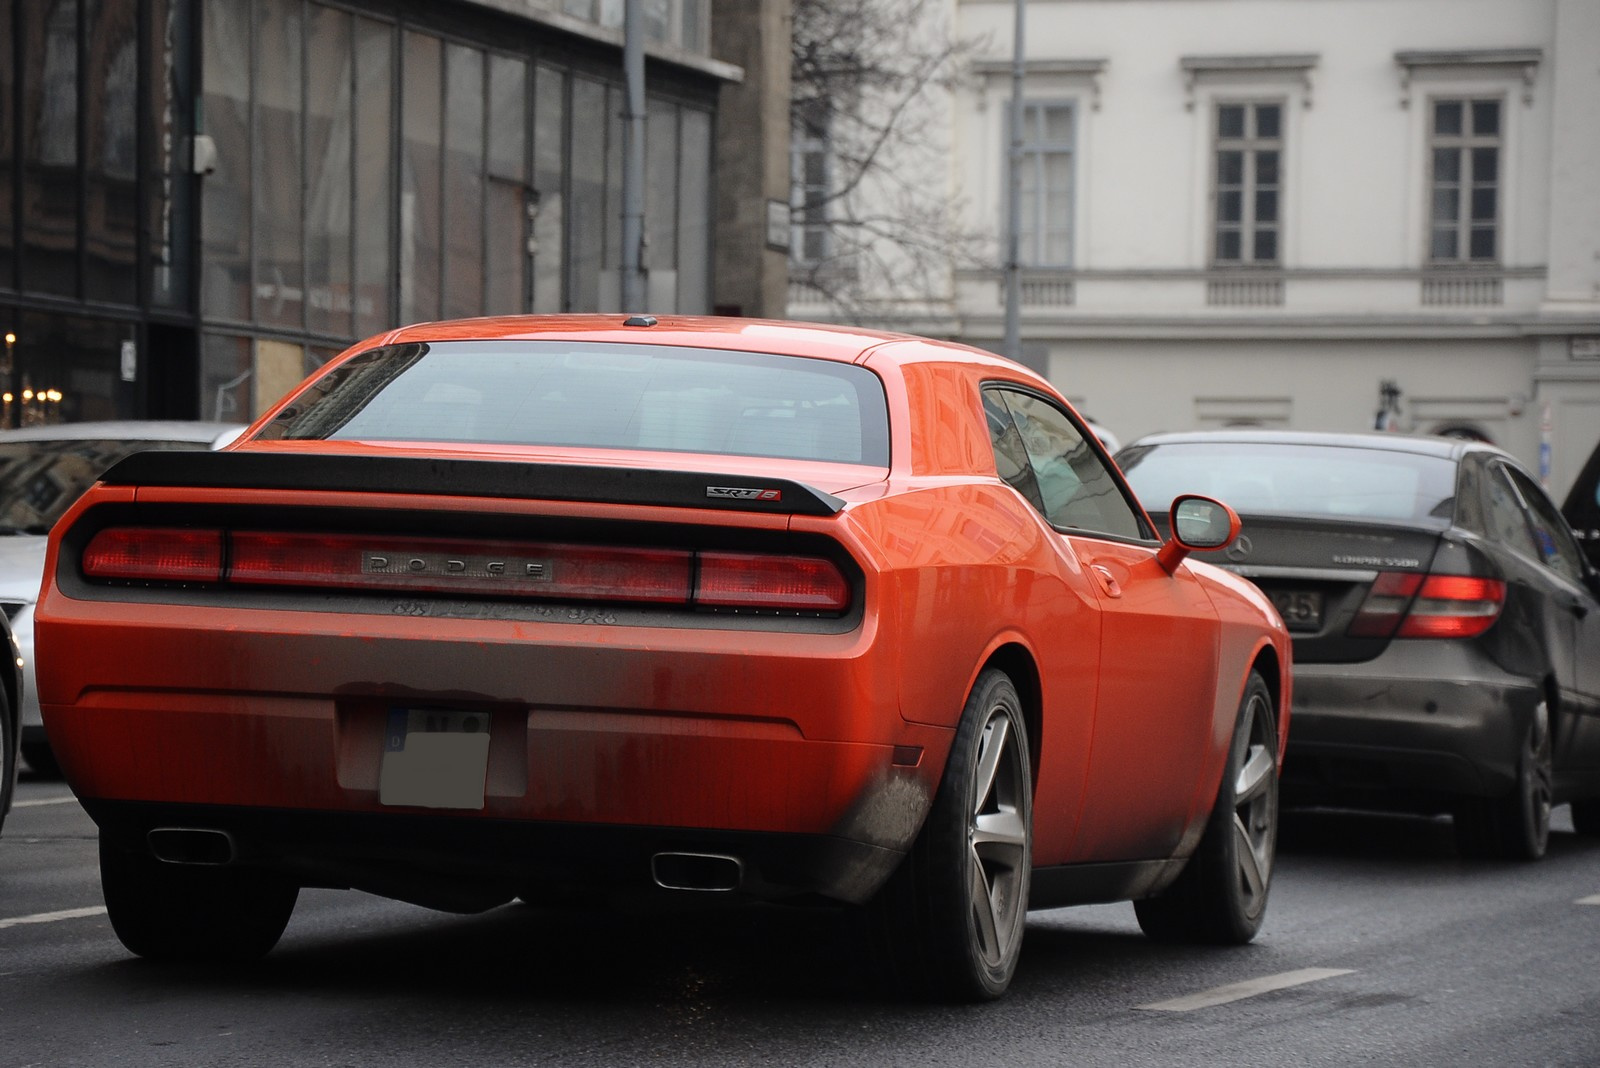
(36, 316), (1289, 1000)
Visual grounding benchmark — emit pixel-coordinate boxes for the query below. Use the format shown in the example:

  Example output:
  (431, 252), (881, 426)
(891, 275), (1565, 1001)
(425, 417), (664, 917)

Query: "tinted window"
(1482, 464), (1539, 559)
(1503, 464), (1587, 586)
(987, 389), (1145, 540)
(258, 341), (891, 466)
(1119, 441), (1457, 523)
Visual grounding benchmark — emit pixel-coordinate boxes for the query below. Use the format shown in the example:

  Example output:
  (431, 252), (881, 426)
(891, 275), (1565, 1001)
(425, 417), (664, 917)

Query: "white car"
(0, 421), (244, 774)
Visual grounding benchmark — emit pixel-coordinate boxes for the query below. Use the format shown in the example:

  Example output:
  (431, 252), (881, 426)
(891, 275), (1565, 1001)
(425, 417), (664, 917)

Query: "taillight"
(78, 526), (850, 614)
(696, 551), (851, 612)
(1348, 570), (1503, 640)
(82, 527), (224, 583)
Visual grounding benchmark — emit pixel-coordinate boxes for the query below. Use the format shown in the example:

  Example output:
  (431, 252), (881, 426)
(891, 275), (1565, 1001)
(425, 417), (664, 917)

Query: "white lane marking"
(12, 795), (80, 808)
(0, 906), (108, 931)
(1578, 894), (1600, 906)
(1138, 967), (1356, 1012)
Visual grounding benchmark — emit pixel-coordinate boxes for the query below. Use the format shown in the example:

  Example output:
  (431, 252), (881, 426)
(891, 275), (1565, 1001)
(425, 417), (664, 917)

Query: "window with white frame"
(790, 98), (832, 266)
(1428, 97), (1501, 263)
(1212, 101), (1282, 266)
(1015, 102), (1075, 267)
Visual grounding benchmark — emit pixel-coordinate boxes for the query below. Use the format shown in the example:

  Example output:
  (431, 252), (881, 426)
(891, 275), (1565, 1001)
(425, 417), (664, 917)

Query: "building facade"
(1, 0), (786, 425)
(792, 0), (1600, 499)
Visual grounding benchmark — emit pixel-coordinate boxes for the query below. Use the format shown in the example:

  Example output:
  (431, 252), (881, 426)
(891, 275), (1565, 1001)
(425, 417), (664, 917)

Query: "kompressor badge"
(706, 486), (783, 502)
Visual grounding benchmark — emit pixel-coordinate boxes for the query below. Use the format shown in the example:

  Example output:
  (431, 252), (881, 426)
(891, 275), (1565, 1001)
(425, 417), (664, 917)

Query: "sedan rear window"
(1118, 441), (1458, 523)
(258, 340), (891, 466)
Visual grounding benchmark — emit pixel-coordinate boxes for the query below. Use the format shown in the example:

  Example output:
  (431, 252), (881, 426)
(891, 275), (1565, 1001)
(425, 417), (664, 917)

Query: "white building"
(791, 0), (1600, 499)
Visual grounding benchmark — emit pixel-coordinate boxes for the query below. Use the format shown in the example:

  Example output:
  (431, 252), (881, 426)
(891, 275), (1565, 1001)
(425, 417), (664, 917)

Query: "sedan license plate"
(379, 708), (491, 809)
(1270, 589), (1324, 632)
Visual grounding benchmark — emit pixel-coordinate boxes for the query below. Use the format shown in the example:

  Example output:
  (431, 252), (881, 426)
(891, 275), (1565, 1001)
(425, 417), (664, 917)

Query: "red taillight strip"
(82, 527), (224, 583)
(1348, 570), (1504, 640)
(79, 527), (850, 614)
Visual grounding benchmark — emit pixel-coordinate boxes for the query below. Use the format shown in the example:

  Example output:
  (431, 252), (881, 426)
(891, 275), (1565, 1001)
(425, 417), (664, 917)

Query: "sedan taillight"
(80, 527), (851, 614)
(1348, 570), (1504, 640)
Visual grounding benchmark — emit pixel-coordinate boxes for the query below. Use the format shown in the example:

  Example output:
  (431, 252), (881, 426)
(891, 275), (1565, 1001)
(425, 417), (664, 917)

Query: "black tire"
(0, 687), (14, 836)
(1135, 671), (1278, 944)
(99, 838), (299, 962)
(1454, 700), (1551, 861)
(872, 670), (1033, 1001)
(21, 740), (60, 778)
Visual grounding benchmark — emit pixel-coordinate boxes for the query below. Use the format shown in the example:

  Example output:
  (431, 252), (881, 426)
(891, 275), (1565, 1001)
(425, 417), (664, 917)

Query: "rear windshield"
(1117, 441), (1458, 523)
(257, 340), (891, 466)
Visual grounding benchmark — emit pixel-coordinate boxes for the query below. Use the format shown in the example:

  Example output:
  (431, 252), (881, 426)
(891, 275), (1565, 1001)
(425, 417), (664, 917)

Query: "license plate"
(379, 708), (491, 809)
(1270, 589), (1324, 632)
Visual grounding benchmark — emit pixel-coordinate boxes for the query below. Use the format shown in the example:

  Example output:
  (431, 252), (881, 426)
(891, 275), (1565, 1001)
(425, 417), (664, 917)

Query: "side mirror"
(1155, 494), (1241, 574)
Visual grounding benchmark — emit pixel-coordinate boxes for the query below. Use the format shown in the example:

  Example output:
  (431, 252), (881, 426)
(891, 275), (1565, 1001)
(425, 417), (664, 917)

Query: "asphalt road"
(3, 770), (1598, 1068)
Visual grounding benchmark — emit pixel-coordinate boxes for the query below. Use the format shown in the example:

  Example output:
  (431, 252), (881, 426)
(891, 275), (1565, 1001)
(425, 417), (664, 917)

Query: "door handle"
(1091, 564), (1122, 598)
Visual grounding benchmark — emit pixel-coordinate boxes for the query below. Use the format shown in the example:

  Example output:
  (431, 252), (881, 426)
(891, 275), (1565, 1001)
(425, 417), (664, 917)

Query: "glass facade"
(2, 0), (722, 427)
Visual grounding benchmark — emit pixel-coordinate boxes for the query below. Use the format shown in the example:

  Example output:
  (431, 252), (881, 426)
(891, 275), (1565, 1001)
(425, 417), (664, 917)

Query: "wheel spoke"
(972, 714), (1011, 816)
(1235, 744), (1274, 804)
(1232, 814), (1267, 900)
(969, 845), (1002, 958)
(973, 805), (1028, 853)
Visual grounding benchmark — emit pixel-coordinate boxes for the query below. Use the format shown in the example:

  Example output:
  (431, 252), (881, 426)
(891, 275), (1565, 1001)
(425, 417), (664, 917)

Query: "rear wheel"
(0, 688), (14, 835)
(99, 838), (299, 962)
(872, 670), (1033, 1001)
(1135, 671), (1278, 944)
(1455, 700), (1551, 861)
(21, 740), (60, 778)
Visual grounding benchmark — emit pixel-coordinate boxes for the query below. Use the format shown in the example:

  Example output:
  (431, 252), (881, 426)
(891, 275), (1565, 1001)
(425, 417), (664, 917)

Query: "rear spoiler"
(98, 451), (846, 518)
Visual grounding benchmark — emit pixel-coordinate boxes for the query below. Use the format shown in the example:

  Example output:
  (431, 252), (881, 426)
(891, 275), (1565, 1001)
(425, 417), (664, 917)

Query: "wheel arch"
(980, 642), (1043, 785)
(1248, 640), (1287, 757)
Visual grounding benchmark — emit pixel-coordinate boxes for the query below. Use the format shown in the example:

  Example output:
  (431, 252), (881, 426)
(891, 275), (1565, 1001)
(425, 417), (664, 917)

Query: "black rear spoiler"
(99, 451), (846, 518)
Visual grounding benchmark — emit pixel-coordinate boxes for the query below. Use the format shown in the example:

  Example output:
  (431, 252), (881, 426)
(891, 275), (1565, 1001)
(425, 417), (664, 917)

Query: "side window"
(1482, 465), (1539, 559)
(983, 390), (1046, 513)
(991, 389), (1146, 540)
(1504, 465), (1587, 586)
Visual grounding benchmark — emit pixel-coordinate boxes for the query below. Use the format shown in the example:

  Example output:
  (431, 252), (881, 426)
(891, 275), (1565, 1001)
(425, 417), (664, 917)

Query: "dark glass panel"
(485, 53), (527, 315)
(1256, 150), (1279, 186)
(353, 16), (393, 338)
(1217, 104), (1245, 139)
(1470, 186), (1497, 223)
(1471, 99), (1500, 136)
(22, 0), (81, 298)
(1433, 100), (1462, 136)
(84, 0), (138, 304)
(1253, 228), (1277, 263)
(442, 43), (484, 320)
(1216, 229), (1241, 261)
(400, 30), (442, 325)
(1216, 150), (1243, 186)
(13, 310), (138, 424)
(1255, 189), (1278, 224)
(1254, 103), (1281, 139)
(199, 331), (252, 421)
(532, 64), (565, 313)
(254, 0), (304, 329)
(1469, 226), (1496, 260)
(1217, 191), (1242, 224)
(1432, 187), (1460, 223)
(1471, 146), (1498, 183)
(487, 54), (526, 182)
(201, 0), (252, 321)
(604, 84), (623, 276)
(1432, 147), (1460, 183)
(1430, 227), (1457, 260)
(306, 6), (353, 338)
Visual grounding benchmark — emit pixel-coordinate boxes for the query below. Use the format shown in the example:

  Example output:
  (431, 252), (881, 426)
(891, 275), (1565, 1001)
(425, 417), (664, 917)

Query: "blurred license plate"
(1270, 589), (1324, 631)
(379, 708), (491, 809)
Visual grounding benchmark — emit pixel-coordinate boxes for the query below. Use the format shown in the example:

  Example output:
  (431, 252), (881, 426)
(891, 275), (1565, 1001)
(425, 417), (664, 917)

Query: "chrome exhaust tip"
(147, 827), (237, 866)
(651, 851), (743, 892)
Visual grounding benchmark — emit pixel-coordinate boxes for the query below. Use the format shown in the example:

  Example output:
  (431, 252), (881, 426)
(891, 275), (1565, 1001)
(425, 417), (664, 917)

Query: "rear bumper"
(1282, 644), (1539, 804)
(83, 798), (905, 910)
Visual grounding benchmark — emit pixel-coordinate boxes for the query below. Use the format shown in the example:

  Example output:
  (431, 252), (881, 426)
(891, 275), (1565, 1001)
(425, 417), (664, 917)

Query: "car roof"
(0, 420), (246, 444)
(1122, 428), (1511, 463)
(370, 314), (1023, 372)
